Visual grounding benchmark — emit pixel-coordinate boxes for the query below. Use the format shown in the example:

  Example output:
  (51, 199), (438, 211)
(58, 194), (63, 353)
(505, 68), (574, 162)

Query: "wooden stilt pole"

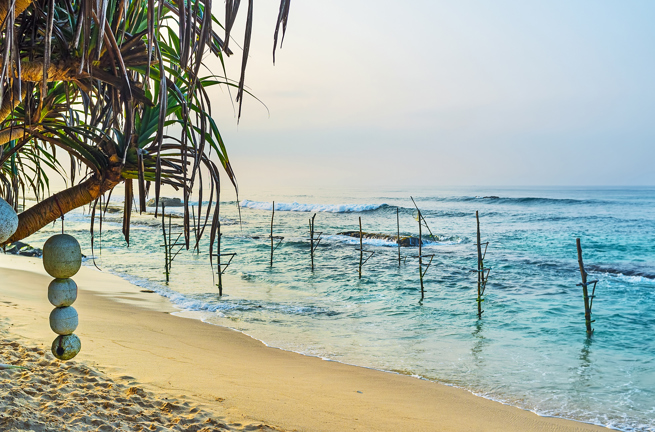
(418, 210), (424, 301)
(99, 194), (103, 253)
(162, 204), (169, 282)
(476, 211), (483, 319)
(217, 222), (223, 296)
(397, 207), (401, 266)
(309, 214), (316, 271)
(270, 201), (275, 267)
(213, 200), (236, 297)
(191, 206), (199, 254)
(359, 217), (363, 279)
(576, 238), (594, 335)
(168, 213), (172, 280)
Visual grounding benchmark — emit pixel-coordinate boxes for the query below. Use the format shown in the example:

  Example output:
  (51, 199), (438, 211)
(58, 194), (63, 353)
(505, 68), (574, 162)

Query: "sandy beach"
(0, 253), (610, 432)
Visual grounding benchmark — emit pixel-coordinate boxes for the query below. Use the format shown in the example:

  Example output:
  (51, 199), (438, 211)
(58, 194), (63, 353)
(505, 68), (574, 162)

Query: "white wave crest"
(325, 234), (462, 247)
(239, 200), (386, 213)
(324, 235), (400, 248)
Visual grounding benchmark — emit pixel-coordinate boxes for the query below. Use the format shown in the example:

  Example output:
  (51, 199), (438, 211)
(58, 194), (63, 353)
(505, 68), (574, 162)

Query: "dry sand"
(0, 335), (282, 432)
(0, 253), (610, 432)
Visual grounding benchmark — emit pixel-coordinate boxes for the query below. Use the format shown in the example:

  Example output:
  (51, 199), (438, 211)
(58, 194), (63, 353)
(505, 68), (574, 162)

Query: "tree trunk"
(0, 84), (27, 123)
(3, 168), (122, 245)
(18, 58), (81, 82)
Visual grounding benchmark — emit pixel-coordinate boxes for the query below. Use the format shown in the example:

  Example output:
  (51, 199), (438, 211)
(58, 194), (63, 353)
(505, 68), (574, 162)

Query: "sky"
(203, 0), (655, 191)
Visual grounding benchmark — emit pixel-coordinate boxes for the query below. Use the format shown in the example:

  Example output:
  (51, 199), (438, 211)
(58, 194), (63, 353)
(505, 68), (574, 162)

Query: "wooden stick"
(270, 201), (275, 267)
(309, 217), (313, 270)
(309, 214), (316, 271)
(191, 206), (199, 254)
(418, 210), (424, 301)
(576, 238), (593, 334)
(476, 211), (483, 319)
(397, 207), (401, 266)
(162, 204), (169, 282)
(217, 222), (223, 296)
(359, 216), (363, 279)
(99, 194), (103, 253)
(411, 196), (437, 242)
(218, 185), (224, 296)
(168, 213), (172, 279)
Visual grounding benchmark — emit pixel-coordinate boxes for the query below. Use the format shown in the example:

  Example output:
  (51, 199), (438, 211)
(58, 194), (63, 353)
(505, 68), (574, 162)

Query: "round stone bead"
(51, 334), (81, 361)
(43, 234), (82, 278)
(48, 278), (78, 307)
(49, 306), (79, 335)
(0, 198), (18, 244)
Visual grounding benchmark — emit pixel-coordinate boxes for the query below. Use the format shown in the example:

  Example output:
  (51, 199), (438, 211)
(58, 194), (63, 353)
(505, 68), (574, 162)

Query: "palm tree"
(0, 0), (291, 256)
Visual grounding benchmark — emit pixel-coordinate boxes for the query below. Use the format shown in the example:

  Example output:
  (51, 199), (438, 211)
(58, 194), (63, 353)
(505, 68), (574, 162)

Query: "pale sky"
(204, 0), (655, 190)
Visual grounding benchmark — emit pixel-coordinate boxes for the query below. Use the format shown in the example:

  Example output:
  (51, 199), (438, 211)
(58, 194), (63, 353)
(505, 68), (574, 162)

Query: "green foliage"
(0, 0), (291, 253)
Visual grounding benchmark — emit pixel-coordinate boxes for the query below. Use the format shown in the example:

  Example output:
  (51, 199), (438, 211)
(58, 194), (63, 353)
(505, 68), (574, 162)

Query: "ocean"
(22, 186), (655, 431)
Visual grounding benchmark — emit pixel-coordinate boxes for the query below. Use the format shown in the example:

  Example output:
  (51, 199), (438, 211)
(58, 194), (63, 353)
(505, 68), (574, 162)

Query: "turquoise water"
(24, 186), (655, 431)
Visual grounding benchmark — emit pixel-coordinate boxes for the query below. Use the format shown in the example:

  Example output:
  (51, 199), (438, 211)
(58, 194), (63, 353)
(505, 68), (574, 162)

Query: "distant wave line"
(240, 200), (388, 213)
(413, 196), (614, 205)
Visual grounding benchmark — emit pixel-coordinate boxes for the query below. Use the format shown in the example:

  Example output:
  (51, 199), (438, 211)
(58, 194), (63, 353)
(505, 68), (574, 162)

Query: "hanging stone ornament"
(49, 306), (79, 335)
(0, 197), (18, 244)
(42, 233), (82, 361)
(47, 278), (78, 307)
(43, 234), (82, 278)
(51, 334), (82, 361)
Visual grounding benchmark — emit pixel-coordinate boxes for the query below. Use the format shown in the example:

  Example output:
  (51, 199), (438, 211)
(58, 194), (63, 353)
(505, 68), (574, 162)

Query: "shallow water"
(23, 186), (655, 431)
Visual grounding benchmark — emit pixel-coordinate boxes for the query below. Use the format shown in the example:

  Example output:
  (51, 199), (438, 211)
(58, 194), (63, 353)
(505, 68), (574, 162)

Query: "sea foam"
(240, 200), (386, 213)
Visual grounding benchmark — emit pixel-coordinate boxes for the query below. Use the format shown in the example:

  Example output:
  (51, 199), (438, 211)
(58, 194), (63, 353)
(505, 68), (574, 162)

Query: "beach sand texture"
(0, 335), (282, 432)
(0, 254), (609, 432)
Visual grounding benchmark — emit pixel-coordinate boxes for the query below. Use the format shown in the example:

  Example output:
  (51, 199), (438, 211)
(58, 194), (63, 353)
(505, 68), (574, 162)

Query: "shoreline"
(0, 253), (611, 431)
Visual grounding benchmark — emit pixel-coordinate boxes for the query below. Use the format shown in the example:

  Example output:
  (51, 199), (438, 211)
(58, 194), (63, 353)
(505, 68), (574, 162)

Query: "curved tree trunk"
(3, 167), (122, 245)
(0, 84), (27, 124)
(0, 126), (33, 147)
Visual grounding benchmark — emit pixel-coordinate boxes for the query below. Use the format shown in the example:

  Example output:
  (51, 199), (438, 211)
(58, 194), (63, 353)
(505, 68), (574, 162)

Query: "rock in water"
(146, 197), (183, 207)
(43, 234), (82, 278)
(3, 241), (42, 257)
(48, 279), (78, 307)
(0, 198), (18, 244)
(51, 334), (81, 360)
(49, 306), (79, 335)
(337, 231), (423, 247)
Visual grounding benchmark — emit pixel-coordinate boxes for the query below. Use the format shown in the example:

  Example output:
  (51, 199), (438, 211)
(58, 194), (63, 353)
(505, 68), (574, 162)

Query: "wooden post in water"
(162, 204), (169, 282)
(270, 201), (275, 267)
(214, 222), (236, 296)
(308, 214), (323, 271)
(576, 238), (596, 335)
(418, 209), (425, 301)
(211, 187), (235, 296)
(191, 206), (200, 254)
(309, 216), (314, 270)
(309, 213), (317, 271)
(160, 204), (186, 283)
(359, 217), (364, 279)
(397, 207), (401, 266)
(411, 196), (438, 242)
(476, 211), (483, 318)
(217, 223), (223, 296)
